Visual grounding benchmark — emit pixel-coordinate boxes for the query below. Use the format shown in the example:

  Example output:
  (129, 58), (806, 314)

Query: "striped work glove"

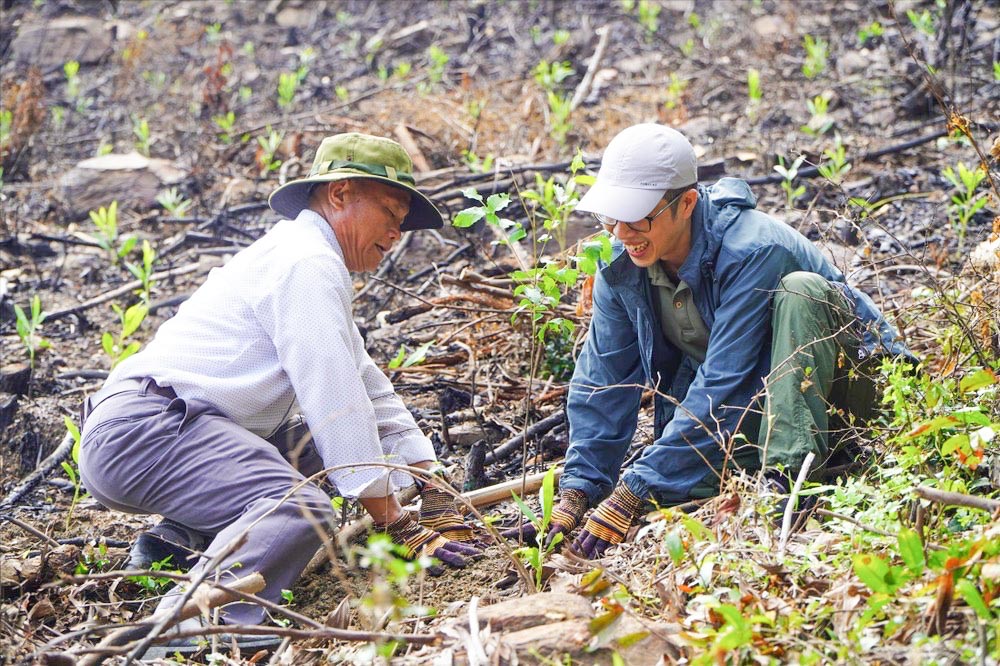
(417, 465), (478, 543)
(501, 489), (588, 547)
(571, 483), (642, 559)
(382, 512), (481, 570)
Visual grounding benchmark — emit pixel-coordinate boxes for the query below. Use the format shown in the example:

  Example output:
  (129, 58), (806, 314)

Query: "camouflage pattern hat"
(268, 132), (443, 231)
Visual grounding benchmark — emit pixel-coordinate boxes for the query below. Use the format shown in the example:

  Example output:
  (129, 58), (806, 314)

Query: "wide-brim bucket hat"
(268, 132), (443, 231)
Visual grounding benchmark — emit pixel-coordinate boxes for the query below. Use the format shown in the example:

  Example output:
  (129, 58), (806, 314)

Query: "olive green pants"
(689, 271), (878, 497)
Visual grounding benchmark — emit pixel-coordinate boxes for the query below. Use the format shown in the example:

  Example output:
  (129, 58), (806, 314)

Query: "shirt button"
(674, 300), (682, 309)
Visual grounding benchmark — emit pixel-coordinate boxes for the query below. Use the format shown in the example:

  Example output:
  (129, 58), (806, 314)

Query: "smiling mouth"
(624, 241), (649, 256)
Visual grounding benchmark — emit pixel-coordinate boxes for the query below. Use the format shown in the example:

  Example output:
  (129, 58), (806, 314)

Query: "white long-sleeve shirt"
(107, 209), (435, 497)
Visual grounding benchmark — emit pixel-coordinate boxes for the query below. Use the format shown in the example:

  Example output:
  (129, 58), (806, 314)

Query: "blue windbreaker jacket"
(561, 178), (910, 505)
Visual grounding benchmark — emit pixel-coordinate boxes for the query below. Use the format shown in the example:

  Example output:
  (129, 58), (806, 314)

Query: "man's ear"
(681, 188), (698, 215)
(325, 180), (352, 209)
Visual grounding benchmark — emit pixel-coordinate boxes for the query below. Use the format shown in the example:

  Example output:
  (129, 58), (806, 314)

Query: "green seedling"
(125, 239), (157, 305)
(14, 295), (50, 370)
(277, 72), (299, 108)
(61, 416), (88, 529)
(510, 465), (561, 590)
(532, 60), (575, 144)
(942, 161), (988, 249)
(356, 533), (435, 642)
(335, 85), (349, 102)
(129, 555), (177, 593)
(552, 29), (570, 46)
(802, 34), (828, 79)
(132, 115), (151, 156)
(637, 0), (661, 37)
(89, 201), (137, 265)
(242, 41), (255, 56)
(74, 541), (109, 576)
(64, 60), (81, 104)
(680, 38), (696, 57)
(746, 68), (762, 106)
(156, 187), (192, 218)
(461, 150), (494, 174)
(907, 9), (935, 37)
(774, 155), (807, 207)
(50, 106), (66, 129)
(256, 126), (284, 174)
(419, 44), (449, 93)
(238, 85), (252, 102)
(387, 341), (433, 370)
(520, 150), (587, 252)
(204, 22), (222, 43)
(994, 61), (1000, 82)
(816, 135), (851, 185)
(141, 70), (168, 91)
(96, 141), (113, 156)
(212, 111), (236, 143)
(0, 109), (12, 150)
(801, 93), (833, 136)
(857, 20), (884, 46)
(103, 302), (148, 368)
(663, 72), (687, 111)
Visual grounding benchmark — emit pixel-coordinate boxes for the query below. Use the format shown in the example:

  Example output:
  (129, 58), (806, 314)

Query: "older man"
(79, 133), (479, 649)
(518, 124), (911, 558)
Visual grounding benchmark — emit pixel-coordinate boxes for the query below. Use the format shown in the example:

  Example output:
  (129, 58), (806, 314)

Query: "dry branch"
(0, 432), (73, 514)
(916, 485), (1000, 513)
(483, 411), (565, 465)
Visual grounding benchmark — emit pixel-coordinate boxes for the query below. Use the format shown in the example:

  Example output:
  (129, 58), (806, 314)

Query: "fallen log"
(484, 411), (565, 465)
(0, 432), (74, 514)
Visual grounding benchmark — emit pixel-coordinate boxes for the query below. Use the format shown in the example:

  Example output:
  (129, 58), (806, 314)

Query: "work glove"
(501, 488), (588, 547)
(382, 512), (482, 570)
(417, 465), (478, 543)
(570, 483), (642, 559)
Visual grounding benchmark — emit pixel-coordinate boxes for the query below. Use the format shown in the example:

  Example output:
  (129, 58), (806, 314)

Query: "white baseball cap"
(576, 123), (698, 222)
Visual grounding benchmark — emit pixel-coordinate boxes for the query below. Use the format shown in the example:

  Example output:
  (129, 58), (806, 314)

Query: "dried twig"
(915, 485), (1000, 513)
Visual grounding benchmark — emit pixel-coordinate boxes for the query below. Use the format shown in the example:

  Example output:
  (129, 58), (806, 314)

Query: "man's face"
(329, 180), (410, 272)
(604, 191), (695, 269)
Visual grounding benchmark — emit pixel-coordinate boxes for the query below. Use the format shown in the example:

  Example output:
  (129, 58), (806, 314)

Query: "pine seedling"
(942, 161), (988, 249)
(774, 155), (807, 207)
(132, 115), (152, 156)
(156, 187), (193, 218)
(125, 239), (157, 305)
(89, 201), (137, 266)
(802, 34), (828, 79)
(817, 135), (852, 185)
(14, 295), (51, 370)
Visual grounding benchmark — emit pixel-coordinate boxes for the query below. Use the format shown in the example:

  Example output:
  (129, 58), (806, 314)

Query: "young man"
(79, 133), (480, 649)
(531, 124), (910, 558)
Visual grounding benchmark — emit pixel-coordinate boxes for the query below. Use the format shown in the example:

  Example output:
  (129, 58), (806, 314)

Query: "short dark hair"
(664, 183), (697, 213)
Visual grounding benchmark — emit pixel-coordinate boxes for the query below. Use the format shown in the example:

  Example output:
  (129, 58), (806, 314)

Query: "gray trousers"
(79, 378), (335, 625)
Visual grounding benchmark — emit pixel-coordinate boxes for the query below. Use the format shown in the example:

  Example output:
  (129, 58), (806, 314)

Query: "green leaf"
(122, 303), (148, 338)
(955, 578), (991, 619)
(101, 332), (115, 357)
(897, 528), (926, 575)
(853, 553), (892, 594)
(664, 529), (685, 564)
(960, 368), (997, 394)
(510, 491), (540, 530)
(460, 187), (483, 203)
(452, 207), (484, 228)
(61, 461), (77, 484)
(539, 466), (556, 528)
(401, 340), (433, 368)
(387, 345), (407, 369)
(485, 192), (511, 213)
(715, 604), (752, 649)
(507, 226), (527, 244)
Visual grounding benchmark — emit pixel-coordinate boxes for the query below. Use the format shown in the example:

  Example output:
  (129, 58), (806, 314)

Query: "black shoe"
(140, 617), (282, 660)
(128, 519), (208, 571)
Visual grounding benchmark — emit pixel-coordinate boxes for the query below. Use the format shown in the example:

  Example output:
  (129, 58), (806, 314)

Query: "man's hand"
(502, 488), (588, 547)
(419, 483), (478, 542)
(570, 483), (642, 559)
(383, 512), (482, 569)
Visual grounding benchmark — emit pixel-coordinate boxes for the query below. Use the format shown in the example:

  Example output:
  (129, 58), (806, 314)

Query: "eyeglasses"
(593, 190), (686, 233)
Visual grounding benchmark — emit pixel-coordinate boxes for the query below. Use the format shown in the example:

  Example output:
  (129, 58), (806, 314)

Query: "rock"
(476, 592), (593, 632)
(969, 234), (1000, 272)
(676, 116), (719, 142)
(10, 16), (113, 69)
(500, 619), (594, 659)
(445, 422), (484, 447)
(752, 15), (790, 39)
(839, 50), (870, 77)
(58, 152), (187, 219)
